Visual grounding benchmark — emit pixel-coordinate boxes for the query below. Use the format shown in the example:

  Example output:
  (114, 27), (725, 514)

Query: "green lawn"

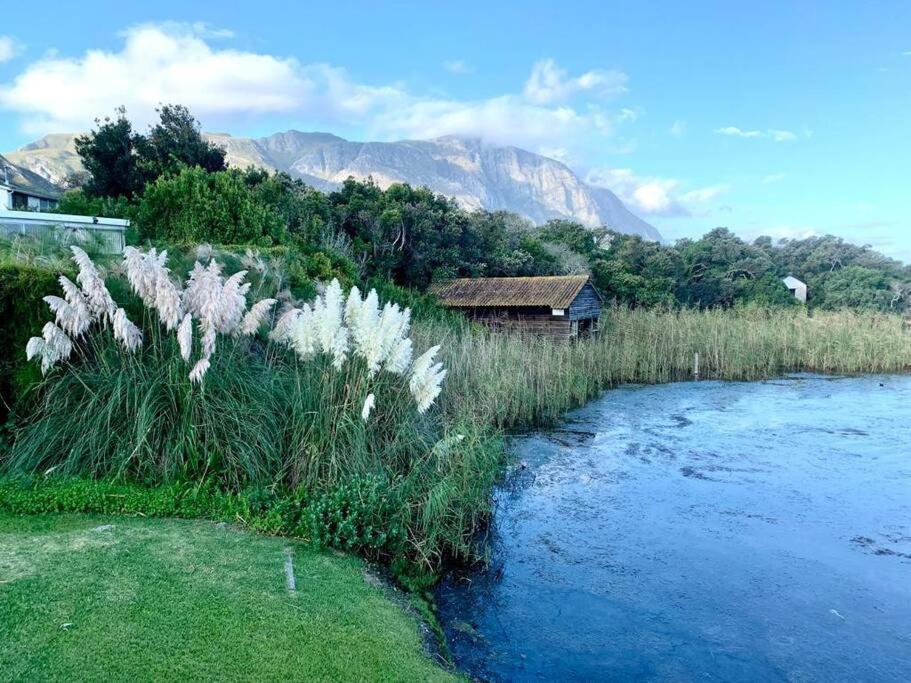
(0, 513), (456, 682)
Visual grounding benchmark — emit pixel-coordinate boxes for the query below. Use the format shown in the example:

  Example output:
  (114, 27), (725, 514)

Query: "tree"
(74, 107), (150, 199)
(75, 105), (226, 200)
(144, 104), (227, 178)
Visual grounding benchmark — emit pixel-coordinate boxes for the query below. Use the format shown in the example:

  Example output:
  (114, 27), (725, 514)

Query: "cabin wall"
(460, 307), (573, 340)
(568, 284), (601, 321)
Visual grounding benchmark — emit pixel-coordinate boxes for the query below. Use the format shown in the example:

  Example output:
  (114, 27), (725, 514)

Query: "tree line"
(61, 106), (911, 313)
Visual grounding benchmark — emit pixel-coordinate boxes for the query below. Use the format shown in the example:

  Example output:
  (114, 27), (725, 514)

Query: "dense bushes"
(0, 264), (69, 421)
(137, 167), (287, 245)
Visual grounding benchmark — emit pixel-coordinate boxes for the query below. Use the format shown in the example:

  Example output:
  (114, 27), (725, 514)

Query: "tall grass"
(421, 306), (911, 430)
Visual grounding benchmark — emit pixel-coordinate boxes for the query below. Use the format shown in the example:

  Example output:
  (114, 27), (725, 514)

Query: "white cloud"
(668, 120), (686, 137)
(715, 125), (797, 142)
(616, 107), (638, 123)
(587, 167), (728, 218)
(443, 59), (471, 75)
(762, 172), (786, 184)
(0, 25), (619, 157)
(680, 185), (728, 203)
(768, 129), (796, 142)
(741, 225), (819, 241)
(903, 50), (911, 57)
(716, 126), (762, 138)
(0, 36), (20, 64)
(522, 58), (627, 104)
(0, 24), (312, 133)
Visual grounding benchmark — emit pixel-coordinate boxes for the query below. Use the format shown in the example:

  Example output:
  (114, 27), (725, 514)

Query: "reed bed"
(422, 306), (911, 430)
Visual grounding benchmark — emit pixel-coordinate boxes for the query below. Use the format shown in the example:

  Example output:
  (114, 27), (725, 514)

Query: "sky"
(1, 1), (910, 260)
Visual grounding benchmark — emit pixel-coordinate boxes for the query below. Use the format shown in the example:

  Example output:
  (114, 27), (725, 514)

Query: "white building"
(1, 156), (62, 211)
(782, 275), (807, 303)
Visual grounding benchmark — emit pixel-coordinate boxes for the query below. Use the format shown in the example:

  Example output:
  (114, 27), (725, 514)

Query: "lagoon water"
(437, 375), (911, 681)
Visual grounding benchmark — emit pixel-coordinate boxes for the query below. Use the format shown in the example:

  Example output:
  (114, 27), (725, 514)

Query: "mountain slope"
(4, 132), (661, 240)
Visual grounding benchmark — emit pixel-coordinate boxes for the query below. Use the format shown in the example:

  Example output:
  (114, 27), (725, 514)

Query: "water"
(437, 375), (911, 681)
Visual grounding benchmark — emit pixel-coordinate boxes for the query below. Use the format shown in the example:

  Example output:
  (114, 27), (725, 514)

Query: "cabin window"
(552, 308), (565, 316)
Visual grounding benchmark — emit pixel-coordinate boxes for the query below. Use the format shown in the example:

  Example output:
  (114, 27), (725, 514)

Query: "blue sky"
(2, 2), (910, 260)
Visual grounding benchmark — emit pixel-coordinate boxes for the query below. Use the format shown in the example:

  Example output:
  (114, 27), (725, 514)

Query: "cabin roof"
(430, 275), (594, 309)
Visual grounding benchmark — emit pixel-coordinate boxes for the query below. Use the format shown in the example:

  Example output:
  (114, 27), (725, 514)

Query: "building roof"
(0, 154), (63, 200)
(782, 275), (806, 287)
(430, 275), (593, 309)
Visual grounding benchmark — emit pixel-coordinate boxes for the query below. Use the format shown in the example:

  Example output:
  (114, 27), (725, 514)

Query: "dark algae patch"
(437, 375), (911, 681)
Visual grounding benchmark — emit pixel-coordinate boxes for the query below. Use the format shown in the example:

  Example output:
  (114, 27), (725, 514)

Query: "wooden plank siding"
(568, 283), (601, 321)
(463, 307), (574, 340)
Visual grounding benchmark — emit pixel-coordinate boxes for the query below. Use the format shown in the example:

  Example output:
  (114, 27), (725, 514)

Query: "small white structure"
(0, 206), (129, 254)
(783, 275), (807, 303)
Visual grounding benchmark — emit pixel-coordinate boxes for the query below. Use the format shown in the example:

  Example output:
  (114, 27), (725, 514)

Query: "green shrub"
(137, 167), (287, 245)
(304, 474), (407, 558)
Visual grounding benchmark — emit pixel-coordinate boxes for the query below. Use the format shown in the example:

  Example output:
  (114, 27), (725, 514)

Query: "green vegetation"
(0, 512), (455, 681)
(427, 307), (911, 430)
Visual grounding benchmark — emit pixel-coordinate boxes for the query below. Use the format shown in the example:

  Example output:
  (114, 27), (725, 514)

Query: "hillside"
(5, 131), (661, 240)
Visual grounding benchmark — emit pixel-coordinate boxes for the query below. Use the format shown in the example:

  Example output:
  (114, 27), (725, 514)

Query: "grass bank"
(0, 512), (455, 682)
(425, 306), (911, 430)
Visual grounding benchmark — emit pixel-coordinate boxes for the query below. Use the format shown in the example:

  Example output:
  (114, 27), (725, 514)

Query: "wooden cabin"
(430, 275), (602, 340)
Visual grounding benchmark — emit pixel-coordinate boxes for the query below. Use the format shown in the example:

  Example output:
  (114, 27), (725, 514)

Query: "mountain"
(4, 132), (662, 240)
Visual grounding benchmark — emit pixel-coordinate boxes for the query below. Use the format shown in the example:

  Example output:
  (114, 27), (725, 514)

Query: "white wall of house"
(782, 275), (807, 303)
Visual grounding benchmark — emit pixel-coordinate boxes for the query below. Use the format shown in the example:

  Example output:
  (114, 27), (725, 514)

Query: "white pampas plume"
(201, 324), (217, 359)
(195, 244), (215, 261)
(177, 313), (193, 362)
(189, 357), (210, 385)
(409, 345), (447, 413)
(154, 276), (183, 330)
(386, 336), (413, 375)
(183, 260), (222, 324)
(123, 247), (156, 305)
(26, 336), (45, 362)
(112, 308), (143, 353)
(311, 279), (348, 368)
(218, 270), (250, 334)
(361, 393), (375, 422)
(239, 298), (277, 336)
(28, 322), (74, 374)
(56, 276), (93, 337)
(43, 295), (91, 338)
(124, 247), (183, 328)
(241, 248), (267, 273)
(70, 246), (116, 323)
(346, 287), (411, 376)
(269, 307), (302, 344)
(289, 304), (318, 360)
(344, 286), (365, 327)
